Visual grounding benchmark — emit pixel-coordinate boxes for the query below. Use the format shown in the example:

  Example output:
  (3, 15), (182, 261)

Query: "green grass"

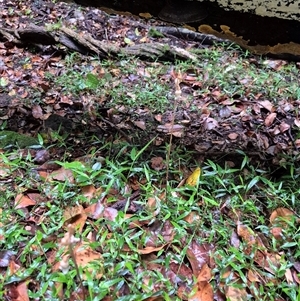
(41, 44), (300, 118)
(0, 140), (299, 300)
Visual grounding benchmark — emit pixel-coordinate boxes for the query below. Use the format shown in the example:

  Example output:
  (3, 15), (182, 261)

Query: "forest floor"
(0, 1), (300, 300)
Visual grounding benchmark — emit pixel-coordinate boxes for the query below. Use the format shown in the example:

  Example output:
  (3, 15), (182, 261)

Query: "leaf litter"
(0, 0), (299, 300)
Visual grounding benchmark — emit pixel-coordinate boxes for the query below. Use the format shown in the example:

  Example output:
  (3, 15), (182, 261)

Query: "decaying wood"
(154, 26), (230, 45)
(0, 24), (202, 62)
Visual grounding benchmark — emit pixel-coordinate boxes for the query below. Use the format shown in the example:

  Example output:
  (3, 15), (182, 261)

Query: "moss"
(0, 131), (39, 148)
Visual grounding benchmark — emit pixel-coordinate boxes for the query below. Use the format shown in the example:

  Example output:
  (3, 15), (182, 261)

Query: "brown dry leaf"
(133, 244), (166, 255)
(70, 288), (89, 301)
(5, 282), (30, 301)
(150, 157), (165, 171)
(103, 207), (118, 222)
(264, 112), (277, 126)
(33, 149), (50, 164)
(279, 121), (290, 133)
(73, 242), (103, 279)
(291, 268), (300, 284)
(133, 120), (146, 130)
(258, 100), (274, 112)
(15, 194), (36, 209)
(63, 205), (87, 233)
(270, 207), (297, 224)
(5, 261), (30, 301)
(154, 114), (162, 122)
(228, 133), (238, 140)
(224, 286), (247, 301)
(220, 269), (247, 301)
(184, 211), (200, 224)
(172, 131), (184, 137)
(157, 124), (185, 134)
(50, 167), (74, 183)
(230, 230), (240, 248)
(81, 185), (97, 201)
(236, 222), (257, 247)
(186, 241), (214, 276)
(270, 227), (283, 240)
(0, 162), (11, 178)
(294, 118), (300, 127)
(145, 220), (175, 248)
(203, 117), (218, 130)
(285, 268), (294, 284)
(219, 106), (231, 118)
(263, 59), (287, 70)
(85, 199), (105, 219)
(0, 250), (15, 267)
(32, 104), (43, 119)
(247, 269), (261, 282)
(197, 263), (212, 282)
(262, 252), (282, 274)
(26, 193), (45, 204)
(188, 282), (213, 301)
(188, 264), (213, 301)
(237, 223), (281, 272)
(147, 197), (161, 217)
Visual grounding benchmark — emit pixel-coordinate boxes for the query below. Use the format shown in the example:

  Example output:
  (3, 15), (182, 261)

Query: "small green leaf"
(0, 77), (8, 87)
(124, 37), (133, 45)
(85, 73), (100, 89)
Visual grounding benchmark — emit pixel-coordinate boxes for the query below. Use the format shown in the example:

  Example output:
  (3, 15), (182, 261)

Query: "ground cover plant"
(0, 139), (300, 301)
(0, 0), (300, 300)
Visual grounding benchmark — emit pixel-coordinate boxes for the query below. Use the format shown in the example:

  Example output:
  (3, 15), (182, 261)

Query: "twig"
(165, 72), (182, 188)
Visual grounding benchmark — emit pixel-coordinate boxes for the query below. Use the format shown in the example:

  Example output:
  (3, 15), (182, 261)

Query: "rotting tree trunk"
(73, 0), (300, 60)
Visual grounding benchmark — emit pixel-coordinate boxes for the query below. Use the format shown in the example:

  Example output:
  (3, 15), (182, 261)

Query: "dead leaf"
(189, 281), (213, 301)
(73, 242), (103, 279)
(228, 133), (238, 140)
(32, 104), (43, 119)
(5, 282), (30, 301)
(187, 241), (214, 276)
(63, 205), (87, 232)
(184, 211), (200, 224)
(270, 207), (297, 225)
(15, 194), (36, 209)
(33, 149), (50, 164)
(219, 106), (231, 118)
(123, 244), (166, 254)
(203, 117), (218, 130)
(157, 124), (185, 134)
(81, 185), (97, 201)
(230, 230), (240, 248)
(285, 268), (294, 284)
(264, 112), (277, 126)
(50, 167), (74, 183)
(263, 59), (286, 70)
(150, 157), (165, 171)
(0, 250), (15, 267)
(224, 285), (247, 301)
(133, 120), (146, 130)
(186, 167), (201, 187)
(258, 100), (273, 112)
(294, 118), (300, 127)
(247, 269), (261, 282)
(270, 227), (283, 240)
(279, 122), (290, 133)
